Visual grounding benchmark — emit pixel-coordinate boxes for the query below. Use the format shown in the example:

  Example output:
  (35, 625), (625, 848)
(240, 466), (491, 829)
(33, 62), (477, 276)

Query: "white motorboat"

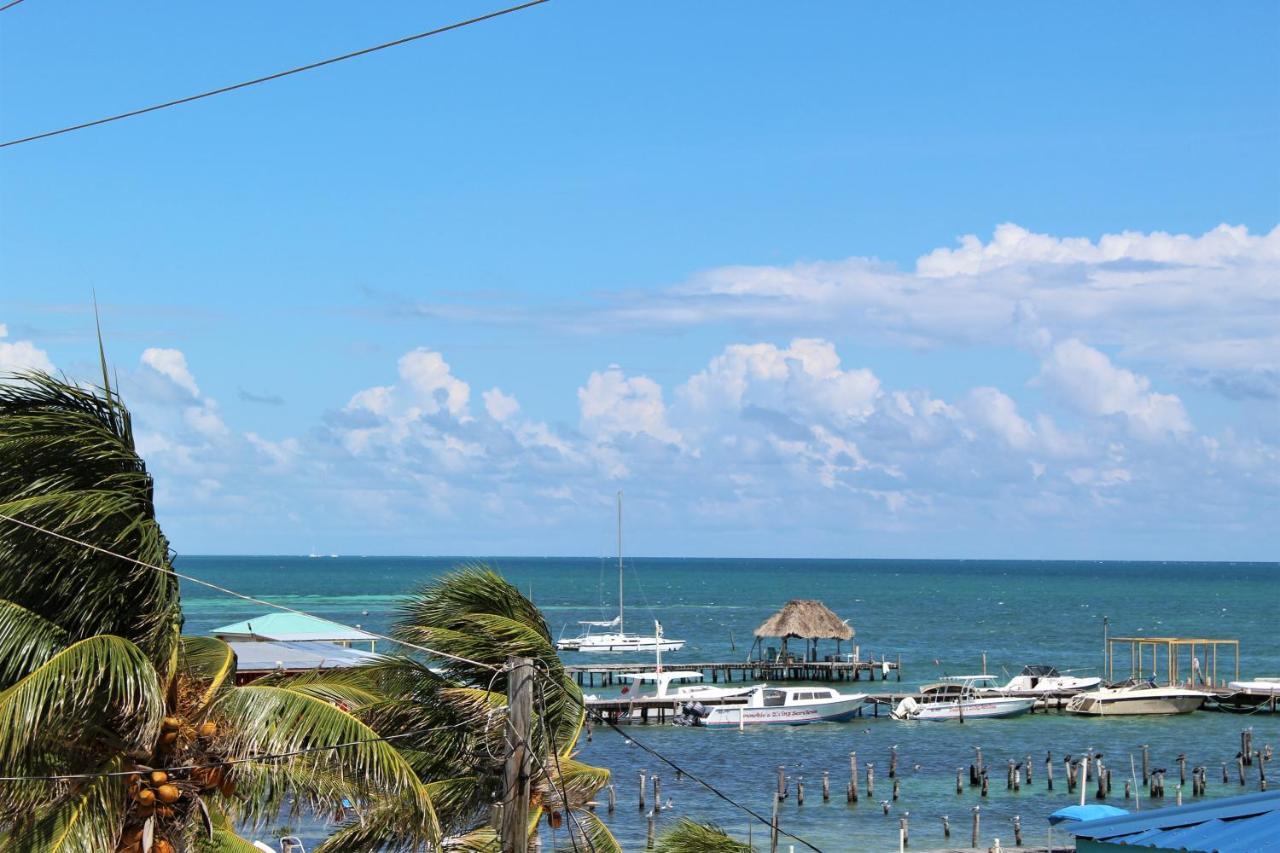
(996, 665), (1100, 695)
(555, 493), (685, 654)
(620, 670), (757, 702)
(1065, 679), (1206, 716)
(699, 686), (867, 727)
(891, 676), (1035, 721)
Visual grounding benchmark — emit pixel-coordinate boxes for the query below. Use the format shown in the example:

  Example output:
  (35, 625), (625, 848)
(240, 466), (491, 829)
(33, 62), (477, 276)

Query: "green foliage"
(0, 372), (180, 671)
(656, 818), (753, 852)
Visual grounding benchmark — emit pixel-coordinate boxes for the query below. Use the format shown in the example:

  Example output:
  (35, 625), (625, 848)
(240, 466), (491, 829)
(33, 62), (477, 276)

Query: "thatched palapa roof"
(754, 599), (853, 640)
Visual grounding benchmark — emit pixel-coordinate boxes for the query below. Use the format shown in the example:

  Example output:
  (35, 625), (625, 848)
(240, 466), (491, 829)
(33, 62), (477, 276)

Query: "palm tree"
(300, 566), (620, 852)
(0, 372), (432, 852)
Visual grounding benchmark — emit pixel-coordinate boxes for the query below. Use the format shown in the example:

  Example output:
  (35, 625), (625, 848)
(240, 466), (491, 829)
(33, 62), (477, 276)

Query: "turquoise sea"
(179, 556), (1280, 851)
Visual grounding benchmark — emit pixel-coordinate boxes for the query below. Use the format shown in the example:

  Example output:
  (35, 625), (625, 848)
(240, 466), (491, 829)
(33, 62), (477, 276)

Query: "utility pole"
(502, 657), (535, 853)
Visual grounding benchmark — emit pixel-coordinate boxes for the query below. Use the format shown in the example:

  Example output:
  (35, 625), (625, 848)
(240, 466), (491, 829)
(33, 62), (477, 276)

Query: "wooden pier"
(567, 656), (901, 689)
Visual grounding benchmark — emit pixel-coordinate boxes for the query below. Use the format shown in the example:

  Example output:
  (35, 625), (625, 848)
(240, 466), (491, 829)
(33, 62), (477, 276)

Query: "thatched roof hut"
(755, 599), (853, 641)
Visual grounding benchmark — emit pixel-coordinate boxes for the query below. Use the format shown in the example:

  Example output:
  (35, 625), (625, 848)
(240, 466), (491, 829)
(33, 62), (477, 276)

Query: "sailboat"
(554, 492), (685, 653)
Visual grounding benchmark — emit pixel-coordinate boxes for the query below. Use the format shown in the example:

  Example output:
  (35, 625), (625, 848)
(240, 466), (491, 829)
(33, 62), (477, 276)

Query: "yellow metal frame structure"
(1106, 637), (1239, 688)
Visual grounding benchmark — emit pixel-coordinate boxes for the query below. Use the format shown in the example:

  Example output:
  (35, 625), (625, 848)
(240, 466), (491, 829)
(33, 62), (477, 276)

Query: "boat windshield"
(762, 689), (787, 707)
(1020, 665), (1060, 677)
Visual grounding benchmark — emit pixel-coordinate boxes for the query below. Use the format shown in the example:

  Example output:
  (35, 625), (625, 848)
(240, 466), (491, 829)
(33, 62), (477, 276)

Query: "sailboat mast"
(617, 490), (624, 635)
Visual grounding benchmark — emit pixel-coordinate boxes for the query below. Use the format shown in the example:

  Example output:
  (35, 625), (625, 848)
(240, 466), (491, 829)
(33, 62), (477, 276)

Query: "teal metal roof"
(212, 612), (376, 642)
(1068, 791), (1280, 852)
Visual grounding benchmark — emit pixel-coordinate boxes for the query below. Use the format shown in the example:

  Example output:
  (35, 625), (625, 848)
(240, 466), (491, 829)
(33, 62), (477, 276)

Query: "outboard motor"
(672, 700), (710, 727)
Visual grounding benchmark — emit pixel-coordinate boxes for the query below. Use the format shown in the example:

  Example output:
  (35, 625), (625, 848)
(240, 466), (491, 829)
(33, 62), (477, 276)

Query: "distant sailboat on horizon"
(555, 492), (685, 654)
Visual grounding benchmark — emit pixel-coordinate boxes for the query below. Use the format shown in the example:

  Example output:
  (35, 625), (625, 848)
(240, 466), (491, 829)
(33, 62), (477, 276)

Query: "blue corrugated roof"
(1068, 791), (1280, 852)
(212, 612), (376, 642)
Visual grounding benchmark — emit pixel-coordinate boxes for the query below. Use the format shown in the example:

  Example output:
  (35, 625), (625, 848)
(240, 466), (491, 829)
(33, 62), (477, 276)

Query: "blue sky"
(2, 2), (1277, 559)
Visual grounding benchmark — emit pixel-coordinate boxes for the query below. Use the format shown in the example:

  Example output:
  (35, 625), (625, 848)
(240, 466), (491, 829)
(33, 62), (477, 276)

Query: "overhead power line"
(0, 0), (29, 13)
(0, 511), (499, 671)
(0, 0), (550, 149)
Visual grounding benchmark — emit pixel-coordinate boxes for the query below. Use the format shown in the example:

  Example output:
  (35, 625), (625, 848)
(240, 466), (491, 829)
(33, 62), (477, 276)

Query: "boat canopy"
(621, 671), (704, 683)
(939, 675), (1000, 686)
(1021, 665), (1061, 677)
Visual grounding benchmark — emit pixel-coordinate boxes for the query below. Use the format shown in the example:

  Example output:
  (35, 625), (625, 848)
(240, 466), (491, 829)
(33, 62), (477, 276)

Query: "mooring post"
(1124, 779), (1131, 799)
(1046, 751), (1054, 790)
(850, 752), (859, 802)
(777, 765), (786, 800)
(900, 813), (909, 848)
(1006, 759), (1015, 791)
(607, 784), (616, 814)
(971, 806), (980, 847)
(639, 771), (646, 811)
(956, 767), (963, 794)
(797, 776), (804, 807)
(653, 775), (662, 813)
(1025, 754), (1033, 785)
(646, 812), (655, 849)
(1178, 754), (1187, 787)
(981, 770), (989, 797)
(942, 815), (950, 839)
(975, 747), (984, 778)
(867, 762), (875, 798)
(1238, 754), (1246, 786)
(822, 770), (830, 802)
(1142, 745), (1150, 787)
(890, 746), (898, 778)
(770, 792), (780, 853)
(893, 777), (900, 801)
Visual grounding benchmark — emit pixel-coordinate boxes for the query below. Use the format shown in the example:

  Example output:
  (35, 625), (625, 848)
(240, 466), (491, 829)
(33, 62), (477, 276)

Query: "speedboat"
(698, 686), (867, 727)
(996, 665), (1100, 695)
(891, 676), (1035, 721)
(1065, 679), (1205, 716)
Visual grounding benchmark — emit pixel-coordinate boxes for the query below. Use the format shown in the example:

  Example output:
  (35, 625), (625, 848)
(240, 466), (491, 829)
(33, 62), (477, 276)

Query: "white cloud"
(578, 366), (682, 445)
(962, 387), (1036, 451)
(0, 324), (54, 375)
(1038, 339), (1191, 440)
(141, 348), (201, 397)
(483, 387), (520, 422)
(678, 338), (881, 426)
(397, 348), (469, 417)
(618, 223), (1279, 400)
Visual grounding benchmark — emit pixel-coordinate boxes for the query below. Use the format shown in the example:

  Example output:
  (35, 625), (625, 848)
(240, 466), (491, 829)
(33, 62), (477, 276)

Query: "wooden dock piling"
(822, 770), (830, 802)
(971, 806), (980, 847)
(1141, 745), (1150, 787)
(849, 752), (859, 803)
(653, 775), (662, 813)
(867, 762), (875, 798)
(1046, 752), (1054, 791)
(639, 771), (646, 811)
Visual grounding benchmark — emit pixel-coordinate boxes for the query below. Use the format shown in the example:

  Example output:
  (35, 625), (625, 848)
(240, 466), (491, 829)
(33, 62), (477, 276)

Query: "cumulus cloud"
(579, 366), (682, 445)
(482, 387), (520, 422)
(614, 223), (1279, 400)
(0, 324), (54, 375)
(1037, 339), (1191, 440)
(141, 348), (201, 397)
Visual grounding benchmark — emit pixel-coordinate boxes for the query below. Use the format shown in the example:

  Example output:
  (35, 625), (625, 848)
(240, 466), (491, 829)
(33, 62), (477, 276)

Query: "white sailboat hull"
(557, 634), (685, 653)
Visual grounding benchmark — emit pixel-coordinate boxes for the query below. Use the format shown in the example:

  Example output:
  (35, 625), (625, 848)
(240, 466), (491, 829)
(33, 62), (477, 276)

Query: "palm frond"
(192, 803), (270, 853)
(655, 818), (753, 852)
(180, 635), (238, 716)
(312, 782), (442, 853)
(0, 634), (162, 773)
(0, 372), (180, 669)
(211, 683), (437, 839)
(0, 757), (129, 853)
(564, 807), (624, 853)
(0, 598), (69, 689)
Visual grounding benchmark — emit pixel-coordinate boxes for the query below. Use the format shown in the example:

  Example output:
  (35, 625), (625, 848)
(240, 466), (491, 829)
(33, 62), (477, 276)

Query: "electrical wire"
(0, 720), (477, 783)
(0, 511), (499, 671)
(0, 0), (28, 12)
(529, 668), (824, 852)
(0, 0), (550, 148)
